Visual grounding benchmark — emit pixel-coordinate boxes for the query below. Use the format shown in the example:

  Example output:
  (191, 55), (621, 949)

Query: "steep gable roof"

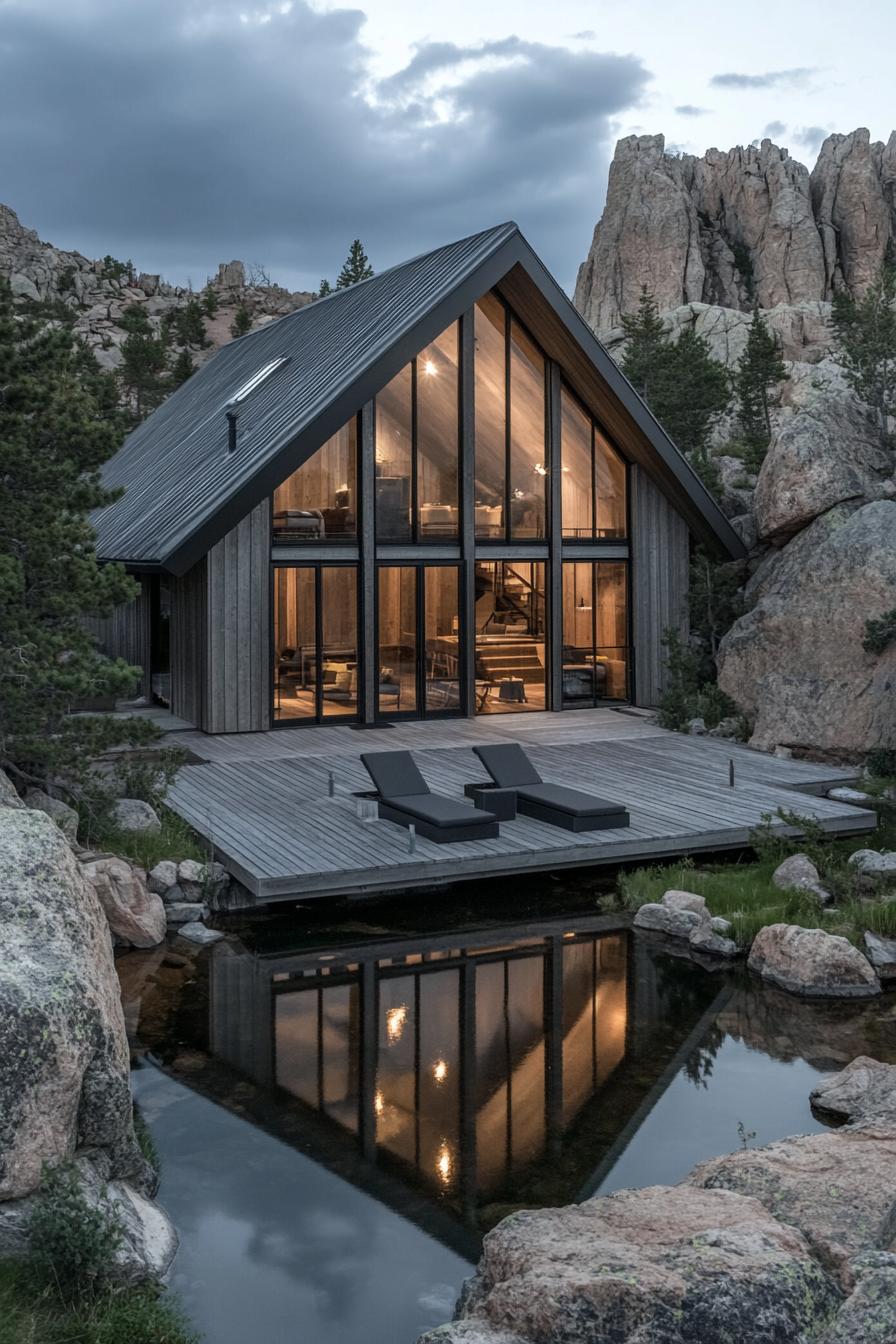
(94, 222), (744, 572)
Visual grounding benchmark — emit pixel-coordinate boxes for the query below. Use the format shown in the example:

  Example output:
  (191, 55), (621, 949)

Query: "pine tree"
(174, 296), (209, 348)
(230, 304), (253, 338)
(201, 284), (220, 318)
(118, 305), (171, 424)
(335, 240), (374, 289)
(317, 278), (333, 298)
(620, 288), (669, 404)
(831, 243), (896, 445)
(0, 281), (156, 810)
(734, 307), (787, 472)
(621, 288), (731, 490)
(170, 348), (195, 385)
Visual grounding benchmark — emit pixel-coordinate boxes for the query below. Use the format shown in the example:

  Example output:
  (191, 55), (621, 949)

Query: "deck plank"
(164, 713), (874, 902)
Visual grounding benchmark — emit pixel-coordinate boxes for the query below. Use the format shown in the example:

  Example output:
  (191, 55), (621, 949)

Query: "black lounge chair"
(472, 743), (629, 833)
(361, 751), (499, 843)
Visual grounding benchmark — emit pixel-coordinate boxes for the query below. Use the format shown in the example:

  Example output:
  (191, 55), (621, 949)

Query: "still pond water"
(120, 888), (896, 1344)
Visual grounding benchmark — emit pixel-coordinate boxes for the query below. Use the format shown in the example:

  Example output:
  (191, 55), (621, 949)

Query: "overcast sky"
(1, 0), (892, 293)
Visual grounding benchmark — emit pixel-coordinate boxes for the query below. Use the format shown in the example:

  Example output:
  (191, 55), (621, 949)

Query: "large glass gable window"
(560, 386), (627, 539)
(273, 417), (358, 543)
(474, 294), (547, 541)
(375, 323), (460, 542)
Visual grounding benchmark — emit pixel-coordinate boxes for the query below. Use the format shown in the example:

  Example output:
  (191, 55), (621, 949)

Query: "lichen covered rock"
(748, 923), (880, 998)
(0, 810), (149, 1200)
(420, 1186), (841, 1343)
(79, 855), (166, 949)
(689, 1126), (896, 1290)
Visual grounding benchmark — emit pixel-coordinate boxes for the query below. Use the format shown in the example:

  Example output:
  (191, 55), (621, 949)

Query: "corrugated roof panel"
(93, 219), (744, 568)
(94, 222), (518, 566)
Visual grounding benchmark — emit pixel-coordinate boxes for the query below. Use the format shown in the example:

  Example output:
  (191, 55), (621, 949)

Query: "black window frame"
(271, 560), (362, 727)
(558, 381), (629, 543)
(374, 321), (463, 546)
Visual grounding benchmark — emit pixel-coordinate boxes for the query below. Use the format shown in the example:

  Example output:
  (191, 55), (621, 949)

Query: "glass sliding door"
(424, 567), (460, 713)
(377, 565), (461, 718)
(320, 568), (359, 718)
(273, 566), (358, 723)
(475, 561), (546, 713)
(377, 566), (417, 717)
(561, 561), (629, 706)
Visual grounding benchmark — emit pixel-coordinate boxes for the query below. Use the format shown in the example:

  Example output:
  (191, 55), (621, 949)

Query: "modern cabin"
(92, 223), (744, 734)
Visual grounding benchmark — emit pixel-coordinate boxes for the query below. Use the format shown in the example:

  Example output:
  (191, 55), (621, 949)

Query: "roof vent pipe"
(226, 409), (238, 454)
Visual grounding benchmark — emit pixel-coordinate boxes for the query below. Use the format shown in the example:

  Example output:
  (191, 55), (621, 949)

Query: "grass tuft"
(91, 806), (207, 871)
(617, 800), (896, 950)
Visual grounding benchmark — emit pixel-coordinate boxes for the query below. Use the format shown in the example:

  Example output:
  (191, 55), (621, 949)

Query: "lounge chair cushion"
(361, 751), (429, 799)
(473, 743), (541, 788)
(516, 783), (627, 819)
(387, 794), (497, 829)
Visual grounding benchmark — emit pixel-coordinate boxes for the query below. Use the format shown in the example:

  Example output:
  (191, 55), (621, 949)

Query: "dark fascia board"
(163, 228), (743, 574)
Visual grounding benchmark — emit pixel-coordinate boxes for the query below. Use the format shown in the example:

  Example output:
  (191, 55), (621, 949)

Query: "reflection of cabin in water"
(203, 919), (726, 1252)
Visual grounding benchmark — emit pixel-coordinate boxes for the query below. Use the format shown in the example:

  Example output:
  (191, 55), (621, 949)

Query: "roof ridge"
(227, 220), (520, 342)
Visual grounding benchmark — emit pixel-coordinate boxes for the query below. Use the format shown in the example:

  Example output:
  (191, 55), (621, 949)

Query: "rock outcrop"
(0, 201), (313, 377)
(0, 810), (148, 1198)
(420, 1060), (896, 1344)
(717, 500), (896, 757)
(422, 1186), (840, 1344)
(747, 923), (880, 998)
(79, 854), (167, 949)
(0, 809), (175, 1279)
(576, 128), (896, 331)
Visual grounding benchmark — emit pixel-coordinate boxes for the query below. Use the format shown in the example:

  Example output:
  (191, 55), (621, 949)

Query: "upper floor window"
(375, 322), (460, 542)
(474, 294), (547, 541)
(273, 416), (358, 543)
(560, 386), (626, 539)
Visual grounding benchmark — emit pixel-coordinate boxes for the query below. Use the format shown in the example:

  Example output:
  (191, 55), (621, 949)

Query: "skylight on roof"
(227, 356), (290, 407)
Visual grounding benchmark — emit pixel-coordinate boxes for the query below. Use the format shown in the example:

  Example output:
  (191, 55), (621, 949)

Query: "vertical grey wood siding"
(630, 465), (689, 707)
(203, 500), (271, 733)
(83, 575), (152, 698)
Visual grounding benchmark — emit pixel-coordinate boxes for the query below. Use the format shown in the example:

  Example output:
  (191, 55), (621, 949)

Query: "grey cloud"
(674, 104), (709, 116)
(710, 67), (816, 89)
(793, 125), (829, 153)
(0, 1), (649, 293)
(763, 120), (788, 138)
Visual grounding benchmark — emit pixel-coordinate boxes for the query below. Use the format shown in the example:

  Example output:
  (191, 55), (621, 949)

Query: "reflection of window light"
(533, 462), (547, 476)
(374, 1089), (385, 1116)
(432, 1059), (448, 1083)
(386, 1004), (408, 1042)
(436, 1141), (453, 1185)
(422, 358), (438, 376)
(512, 487), (525, 499)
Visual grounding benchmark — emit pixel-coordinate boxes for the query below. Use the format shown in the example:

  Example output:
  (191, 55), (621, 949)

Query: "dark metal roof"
(93, 221), (744, 572)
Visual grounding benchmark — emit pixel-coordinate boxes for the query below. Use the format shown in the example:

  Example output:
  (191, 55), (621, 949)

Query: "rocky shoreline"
(420, 1057), (896, 1344)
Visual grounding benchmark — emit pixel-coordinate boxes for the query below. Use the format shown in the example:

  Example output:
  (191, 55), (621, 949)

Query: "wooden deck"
(163, 709), (874, 903)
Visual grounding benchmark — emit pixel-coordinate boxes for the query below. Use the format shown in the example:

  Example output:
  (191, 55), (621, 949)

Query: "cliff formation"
(575, 129), (896, 761)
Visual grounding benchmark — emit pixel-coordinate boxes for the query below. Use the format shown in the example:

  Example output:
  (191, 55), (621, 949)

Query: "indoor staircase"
(475, 634), (544, 683)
